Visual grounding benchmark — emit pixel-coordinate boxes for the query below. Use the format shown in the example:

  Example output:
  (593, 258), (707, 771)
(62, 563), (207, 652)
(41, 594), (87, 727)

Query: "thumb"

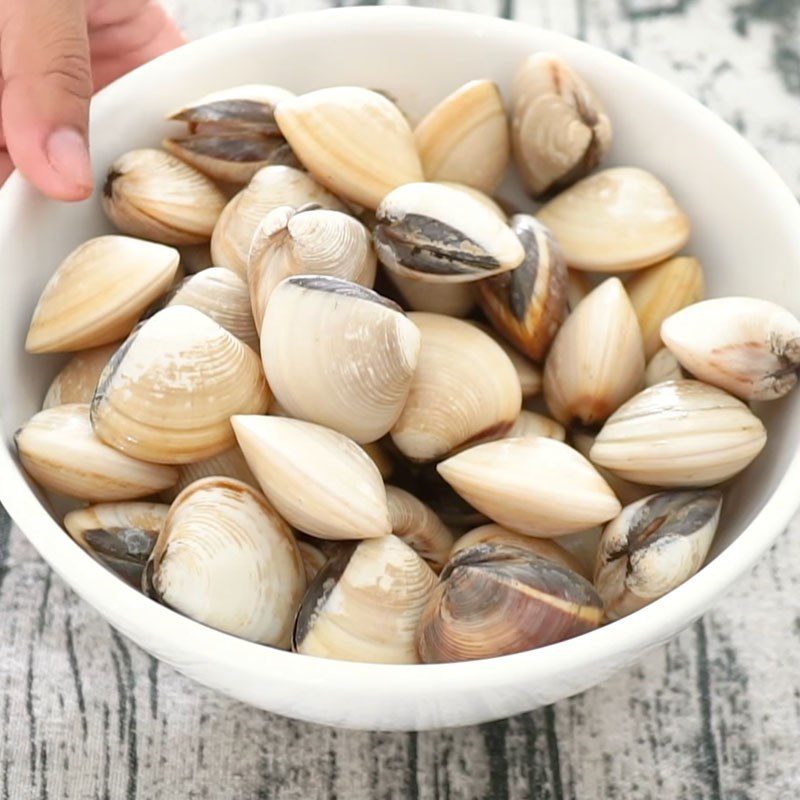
(1, 0), (94, 201)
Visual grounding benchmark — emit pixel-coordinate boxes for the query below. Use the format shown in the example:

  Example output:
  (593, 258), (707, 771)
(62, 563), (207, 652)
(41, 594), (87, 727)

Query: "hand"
(0, 0), (184, 200)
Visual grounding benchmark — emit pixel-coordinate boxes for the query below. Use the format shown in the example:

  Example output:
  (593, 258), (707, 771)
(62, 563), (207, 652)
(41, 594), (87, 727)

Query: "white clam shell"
(274, 87), (424, 210)
(232, 415), (392, 541)
(15, 404), (177, 501)
(91, 306), (270, 464)
(537, 168), (691, 272)
(261, 276), (421, 443)
(469, 322), (542, 398)
(437, 437), (621, 538)
(43, 342), (120, 409)
(148, 477), (305, 647)
(26, 236), (179, 353)
(590, 379), (767, 487)
(434, 182), (508, 221)
(644, 347), (685, 387)
(390, 313), (522, 462)
(506, 410), (565, 442)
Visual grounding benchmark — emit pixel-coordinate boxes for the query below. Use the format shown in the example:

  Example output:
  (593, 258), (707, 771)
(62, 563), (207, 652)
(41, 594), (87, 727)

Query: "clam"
(297, 540), (328, 583)
(158, 267), (259, 350)
(476, 213), (568, 361)
(248, 204), (376, 330)
(626, 256), (704, 359)
(470, 322), (542, 398)
(645, 347), (685, 387)
(595, 490), (722, 620)
(590, 380), (767, 487)
(384, 272), (476, 318)
(385, 485), (455, 572)
(451, 523), (587, 578)
(435, 182), (508, 220)
(556, 528), (602, 579)
(179, 243), (213, 274)
(102, 149), (227, 245)
(362, 441), (394, 480)
(211, 165), (347, 278)
(661, 297), (800, 401)
(293, 535), (437, 664)
(536, 168), (691, 272)
(511, 53), (612, 198)
(437, 436), (621, 537)
(15, 404), (177, 501)
(231, 415), (392, 541)
(374, 182), (524, 283)
(145, 477), (305, 646)
(506, 410), (566, 442)
(25, 236), (179, 354)
(91, 306), (270, 464)
(164, 84), (298, 183)
(390, 313), (522, 462)
(274, 87), (424, 209)
(544, 277), (645, 426)
(160, 444), (259, 503)
(416, 543), (603, 663)
(43, 342), (120, 409)
(414, 79), (509, 194)
(566, 269), (593, 312)
(261, 276), (421, 443)
(63, 502), (168, 587)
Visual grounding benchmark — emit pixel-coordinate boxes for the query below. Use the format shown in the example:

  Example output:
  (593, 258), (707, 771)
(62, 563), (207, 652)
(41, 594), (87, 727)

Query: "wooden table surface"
(2, 1), (799, 798)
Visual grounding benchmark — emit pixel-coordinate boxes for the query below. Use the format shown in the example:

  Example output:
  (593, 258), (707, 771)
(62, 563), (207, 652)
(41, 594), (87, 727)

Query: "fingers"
(1, 0), (93, 201)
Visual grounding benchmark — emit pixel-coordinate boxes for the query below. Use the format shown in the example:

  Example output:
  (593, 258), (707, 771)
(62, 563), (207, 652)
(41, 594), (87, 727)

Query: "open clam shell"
(274, 87), (424, 210)
(63, 502), (168, 587)
(477, 213), (568, 361)
(414, 79), (509, 194)
(416, 543), (603, 663)
(15, 404), (177, 501)
(261, 276), (421, 443)
(210, 165), (347, 278)
(102, 149), (227, 245)
(374, 182), (524, 283)
(590, 380), (767, 487)
(232, 415), (392, 541)
(390, 313), (522, 462)
(43, 342), (120, 409)
(595, 490), (722, 620)
(145, 477), (305, 647)
(506, 410), (566, 442)
(91, 306), (270, 464)
(437, 436), (621, 537)
(248, 204), (376, 330)
(537, 168), (691, 272)
(293, 535), (438, 664)
(544, 277), (645, 427)
(26, 236), (179, 354)
(644, 347), (685, 387)
(661, 297), (800, 401)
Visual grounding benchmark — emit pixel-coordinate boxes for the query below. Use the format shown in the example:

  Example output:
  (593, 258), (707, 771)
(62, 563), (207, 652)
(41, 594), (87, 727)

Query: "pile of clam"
(16, 55), (799, 664)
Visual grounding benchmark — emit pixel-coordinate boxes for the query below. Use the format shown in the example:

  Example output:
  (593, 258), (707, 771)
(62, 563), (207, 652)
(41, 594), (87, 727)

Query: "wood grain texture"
(2, 0), (799, 797)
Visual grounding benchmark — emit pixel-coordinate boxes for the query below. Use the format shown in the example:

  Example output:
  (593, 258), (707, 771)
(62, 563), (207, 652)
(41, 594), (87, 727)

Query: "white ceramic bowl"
(1, 6), (799, 731)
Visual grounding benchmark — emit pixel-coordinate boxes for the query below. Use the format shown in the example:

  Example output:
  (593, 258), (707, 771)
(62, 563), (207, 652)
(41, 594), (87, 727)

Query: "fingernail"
(46, 127), (93, 196)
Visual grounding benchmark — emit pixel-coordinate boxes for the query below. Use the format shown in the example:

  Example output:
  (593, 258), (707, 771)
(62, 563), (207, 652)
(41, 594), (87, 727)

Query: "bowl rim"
(1, 4), (800, 706)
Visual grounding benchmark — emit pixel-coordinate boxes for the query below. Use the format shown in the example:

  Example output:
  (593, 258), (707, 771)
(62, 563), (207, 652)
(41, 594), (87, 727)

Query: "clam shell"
(146, 477), (305, 647)
(416, 543), (603, 663)
(437, 436), (621, 537)
(626, 256), (704, 359)
(537, 168), (691, 272)
(595, 490), (722, 619)
(297, 540), (328, 583)
(43, 342), (120, 409)
(661, 297), (800, 401)
(469, 322), (542, 398)
(91, 306), (270, 464)
(511, 53), (612, 198)
(231, 415), (392, 541)
(63, 502), (168, 587)
(15, 404), (177, 501)
(544, 277), (645, 426)
(390, 313), (522, 462)
(374, 182), (525, 283)
(384, 272), (476, 318)
(434, 182), (508, 220)
(556, 528), (602, 579)
(414, 79), (509, 194)
(261, 276), (421, 443)
(590, 380), (767, 487)
(248, 204), (376, 330)
(274, 87), (424, 209)
(26, 236), (179, 354)
(293, 535), (438, 664)
(102, 149), (227, 245)
(385, 485), (455, 572)
(506, 410), (565, 442)
(644, 347), (685, 387)
(477, 213), (568, 361)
